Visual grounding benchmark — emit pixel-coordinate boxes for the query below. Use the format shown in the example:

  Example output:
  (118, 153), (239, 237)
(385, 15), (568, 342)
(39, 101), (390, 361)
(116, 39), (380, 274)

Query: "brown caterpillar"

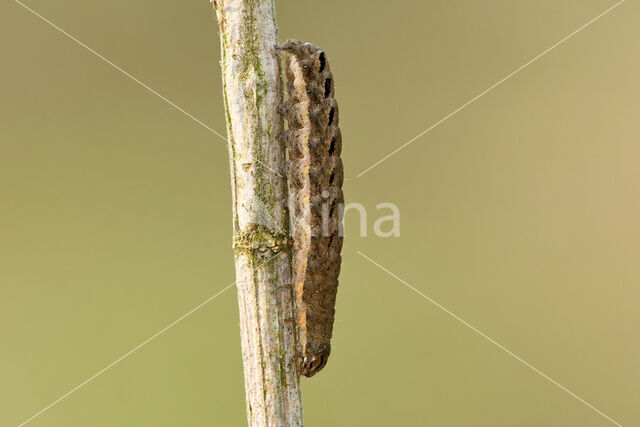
(277, 40), (343, 377)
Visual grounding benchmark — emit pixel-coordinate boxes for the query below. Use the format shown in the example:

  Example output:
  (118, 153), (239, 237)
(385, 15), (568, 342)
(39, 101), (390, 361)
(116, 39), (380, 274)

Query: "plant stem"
(212, 0), (304, 425)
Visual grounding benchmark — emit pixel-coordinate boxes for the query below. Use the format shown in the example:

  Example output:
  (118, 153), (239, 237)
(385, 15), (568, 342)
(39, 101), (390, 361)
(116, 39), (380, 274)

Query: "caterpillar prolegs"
(277, 40), (343, 377)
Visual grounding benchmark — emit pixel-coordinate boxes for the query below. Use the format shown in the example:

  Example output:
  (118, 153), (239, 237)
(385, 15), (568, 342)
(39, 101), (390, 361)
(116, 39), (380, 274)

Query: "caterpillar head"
(302, 342), (331, 377)
(277, 40), (321, 58)
(276, 39), (303, 53)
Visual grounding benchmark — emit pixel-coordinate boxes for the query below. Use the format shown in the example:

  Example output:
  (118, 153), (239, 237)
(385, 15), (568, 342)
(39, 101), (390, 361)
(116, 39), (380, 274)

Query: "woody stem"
(212, 0), (303, 425)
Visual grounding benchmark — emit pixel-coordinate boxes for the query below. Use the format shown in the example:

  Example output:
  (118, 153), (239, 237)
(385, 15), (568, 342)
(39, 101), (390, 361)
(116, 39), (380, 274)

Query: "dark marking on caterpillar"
(277, 40), (343, 378)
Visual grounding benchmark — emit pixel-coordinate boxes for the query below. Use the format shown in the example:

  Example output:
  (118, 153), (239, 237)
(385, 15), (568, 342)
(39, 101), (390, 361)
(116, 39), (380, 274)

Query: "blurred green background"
(1, 0), (638, 425)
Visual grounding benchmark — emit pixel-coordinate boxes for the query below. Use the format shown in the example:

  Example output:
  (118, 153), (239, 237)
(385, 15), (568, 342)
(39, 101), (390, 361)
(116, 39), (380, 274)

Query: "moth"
(277, 40), (344, 377)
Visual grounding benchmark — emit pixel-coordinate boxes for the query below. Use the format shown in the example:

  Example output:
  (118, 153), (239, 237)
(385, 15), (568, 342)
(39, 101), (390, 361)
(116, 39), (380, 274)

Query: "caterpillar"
(277, 40), (343, 377)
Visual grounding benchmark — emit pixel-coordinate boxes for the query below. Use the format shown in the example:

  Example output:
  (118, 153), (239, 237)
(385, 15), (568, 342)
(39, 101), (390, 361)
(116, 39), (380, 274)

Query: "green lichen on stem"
(234, 223), (292, 254)
(238, 0), (265, 82)
(278, 334), (287, 387)
(237, 0), (277, 214)
(220, 32), (241, 232)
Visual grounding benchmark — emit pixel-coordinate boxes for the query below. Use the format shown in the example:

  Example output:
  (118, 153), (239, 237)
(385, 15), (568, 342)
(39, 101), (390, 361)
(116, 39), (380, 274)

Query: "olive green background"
(1, 0), (638, 426)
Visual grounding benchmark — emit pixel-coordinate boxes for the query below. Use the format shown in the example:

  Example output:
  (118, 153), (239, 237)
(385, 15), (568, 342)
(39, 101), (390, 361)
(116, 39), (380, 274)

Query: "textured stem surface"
(212, 0), (303, 425)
